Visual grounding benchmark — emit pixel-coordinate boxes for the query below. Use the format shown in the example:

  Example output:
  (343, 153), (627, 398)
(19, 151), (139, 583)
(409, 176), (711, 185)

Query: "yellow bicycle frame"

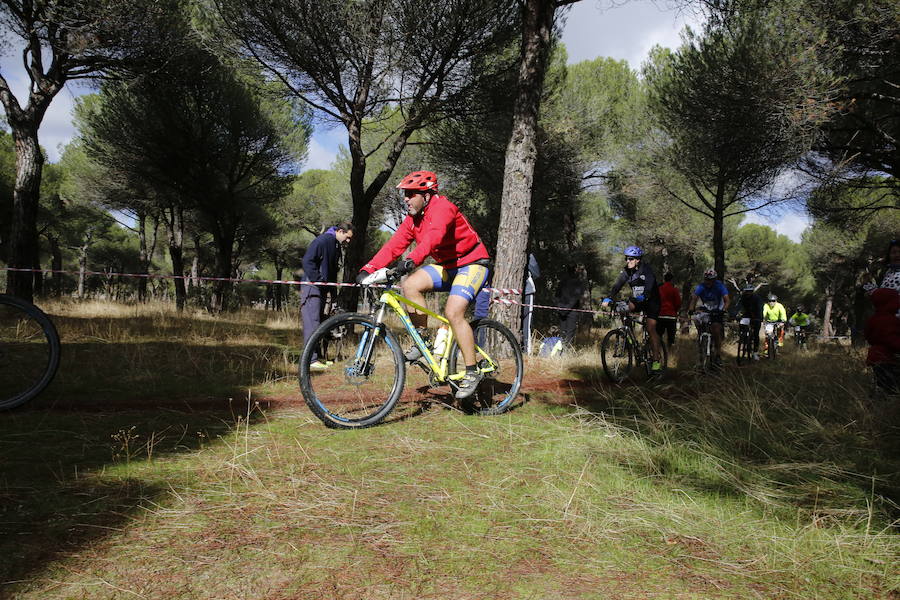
(375, 288), (493, 382)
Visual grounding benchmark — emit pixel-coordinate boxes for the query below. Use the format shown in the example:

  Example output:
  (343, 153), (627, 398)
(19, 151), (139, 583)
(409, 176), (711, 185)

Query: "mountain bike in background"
(764, 321), (784, 360)
(793, 325), (808, 349)
(0, 294), (61, 410)
(600, 301), (667, 383)
(735, 317), (760, 365)
(692, 307), (726, 373)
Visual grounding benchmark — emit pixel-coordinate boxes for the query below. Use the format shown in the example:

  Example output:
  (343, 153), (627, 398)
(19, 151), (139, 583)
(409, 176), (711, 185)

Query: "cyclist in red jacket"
(656, 272), (682, 348)
(356, 170), (491, 400)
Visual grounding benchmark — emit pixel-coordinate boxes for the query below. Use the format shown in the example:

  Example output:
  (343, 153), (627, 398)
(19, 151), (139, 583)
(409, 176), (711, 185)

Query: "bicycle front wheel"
(601, 329), (633, 383)
(0, 294), (61, 410)
(299, 313), (405, 429)
(697, 333), (711, 372)
(447, 319), (523, 415)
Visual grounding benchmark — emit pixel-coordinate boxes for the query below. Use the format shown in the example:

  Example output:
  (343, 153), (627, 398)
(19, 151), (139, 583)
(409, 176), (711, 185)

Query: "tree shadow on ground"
(0, 334), (283, 589)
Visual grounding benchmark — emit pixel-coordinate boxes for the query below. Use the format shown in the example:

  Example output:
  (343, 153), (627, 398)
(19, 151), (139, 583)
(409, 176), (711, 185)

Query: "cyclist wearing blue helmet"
(688, 268), (731, 365)
(601, 246), (663, 372)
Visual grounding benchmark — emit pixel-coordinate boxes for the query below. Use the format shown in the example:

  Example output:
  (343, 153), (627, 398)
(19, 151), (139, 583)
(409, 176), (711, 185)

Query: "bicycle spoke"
(601, 329), (633, 383)
(448, 319), (523, 415)
(300, 314), (405, 428)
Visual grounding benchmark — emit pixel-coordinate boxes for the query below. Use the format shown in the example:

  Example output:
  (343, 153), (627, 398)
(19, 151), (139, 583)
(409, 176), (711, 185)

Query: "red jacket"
(865, 288), (900, 365)
(658, 281), (682, 317)
(362, 195), (489, 273)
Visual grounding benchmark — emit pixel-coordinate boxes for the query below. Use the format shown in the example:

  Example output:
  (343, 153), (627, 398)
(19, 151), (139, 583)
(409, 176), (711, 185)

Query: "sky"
(1, 0), (810, 241)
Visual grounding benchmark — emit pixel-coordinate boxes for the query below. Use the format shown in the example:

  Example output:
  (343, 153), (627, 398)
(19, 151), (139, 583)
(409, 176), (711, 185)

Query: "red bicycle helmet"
(396, 170), (439, 191)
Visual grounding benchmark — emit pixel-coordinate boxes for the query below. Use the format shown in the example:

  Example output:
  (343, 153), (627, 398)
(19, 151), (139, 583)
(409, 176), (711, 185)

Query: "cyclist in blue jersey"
(601, 246), (663, 372)
(687, 269), (731, 365)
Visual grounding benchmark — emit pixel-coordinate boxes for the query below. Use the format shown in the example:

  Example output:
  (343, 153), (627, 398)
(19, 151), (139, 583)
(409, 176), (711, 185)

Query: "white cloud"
(302, 127), (345, 172)
(303, 137), (335, 171)
(560, 0), (703, 68)
(743, 211), (810, 243)
(36, 89), (81, 162)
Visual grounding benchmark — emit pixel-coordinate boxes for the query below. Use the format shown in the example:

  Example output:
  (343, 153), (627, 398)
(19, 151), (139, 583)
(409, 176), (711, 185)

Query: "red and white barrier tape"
(489, 295), (602, 315)
(1, 266), (523, 296)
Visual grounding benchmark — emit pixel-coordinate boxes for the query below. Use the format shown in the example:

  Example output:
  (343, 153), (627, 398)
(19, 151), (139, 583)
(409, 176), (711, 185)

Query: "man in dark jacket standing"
(556, 264), (586, 347)
(301, 222), (354, 371)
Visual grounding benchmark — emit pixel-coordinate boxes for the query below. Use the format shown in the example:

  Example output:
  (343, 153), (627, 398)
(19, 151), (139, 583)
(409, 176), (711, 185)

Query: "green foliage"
(727, 223), (815, 300)
(642, 3), (829, 275)
(807, 176), (898, 227)
(77, 36), (305, 307)
(804, 0), (900, 187)
(801, 182), (900, 327)
(544, 56), (648, 178)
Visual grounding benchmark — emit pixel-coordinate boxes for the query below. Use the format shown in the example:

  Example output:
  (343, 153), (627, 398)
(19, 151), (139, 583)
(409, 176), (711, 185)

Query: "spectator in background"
(301, 222), (354, 371)
(863, 239), (900, 295)
(522, 253), (540, 353)
(865, 288), (900, 395)
(555, 264), (586, 346)
(656, 272), (681, 348)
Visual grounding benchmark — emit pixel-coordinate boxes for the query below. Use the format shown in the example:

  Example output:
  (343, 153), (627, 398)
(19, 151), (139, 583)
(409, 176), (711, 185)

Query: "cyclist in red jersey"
(356, 170), (491, 400)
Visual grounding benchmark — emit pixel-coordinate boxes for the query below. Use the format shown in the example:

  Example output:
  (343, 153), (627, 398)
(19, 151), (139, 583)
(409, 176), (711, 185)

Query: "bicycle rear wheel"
(0, 294), (61, 410)
(601, 329), (633, 383)
(447, 319), (523, 415)
(299, 313), (405, 429)
(736, 329), (751, 365)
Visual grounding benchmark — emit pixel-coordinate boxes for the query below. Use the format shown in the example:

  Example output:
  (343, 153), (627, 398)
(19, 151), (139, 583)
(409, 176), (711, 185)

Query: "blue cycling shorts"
(421, 263), (490, 302)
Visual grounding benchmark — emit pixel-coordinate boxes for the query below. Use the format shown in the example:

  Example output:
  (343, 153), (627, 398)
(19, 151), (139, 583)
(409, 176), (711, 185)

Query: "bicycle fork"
(355, 303), (387, 377)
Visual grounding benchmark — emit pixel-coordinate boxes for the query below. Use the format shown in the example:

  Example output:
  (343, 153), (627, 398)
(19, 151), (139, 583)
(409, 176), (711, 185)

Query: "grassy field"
(1, 300), (898, 599)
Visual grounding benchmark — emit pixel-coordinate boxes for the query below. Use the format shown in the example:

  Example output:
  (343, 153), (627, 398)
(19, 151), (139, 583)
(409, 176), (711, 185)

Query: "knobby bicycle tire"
(601, 329), (633, 383)
(736, 329), (752, 365)
(0, 294), (61, 410)
(299, 312), (405, 429)
(767, 336), (777, 360)
(697, 332), (712, 373)
(447, 318), (524, 415)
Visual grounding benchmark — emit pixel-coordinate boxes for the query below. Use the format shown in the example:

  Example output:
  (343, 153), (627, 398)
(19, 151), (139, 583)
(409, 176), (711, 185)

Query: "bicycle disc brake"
(344, 360), (373, 386)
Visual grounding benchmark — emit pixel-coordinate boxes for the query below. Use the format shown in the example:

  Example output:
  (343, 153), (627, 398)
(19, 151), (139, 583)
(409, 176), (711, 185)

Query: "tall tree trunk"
(49, 235), (63, 296)
(274, 263), (284, 311)
(822, 285), (834, 338)
(190, 233), (202, 292)
(165, 206), (187, 312)
(137, 212), (149, 302)
(77, 241), (89, 299)
(32, 254), (44, 297)
(211, 227), (235, 312)
(493, 0), (555, 337)
(713, 181), (726, 279)
(6, 126), (43, 301)
(342, 122), (372, 313)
